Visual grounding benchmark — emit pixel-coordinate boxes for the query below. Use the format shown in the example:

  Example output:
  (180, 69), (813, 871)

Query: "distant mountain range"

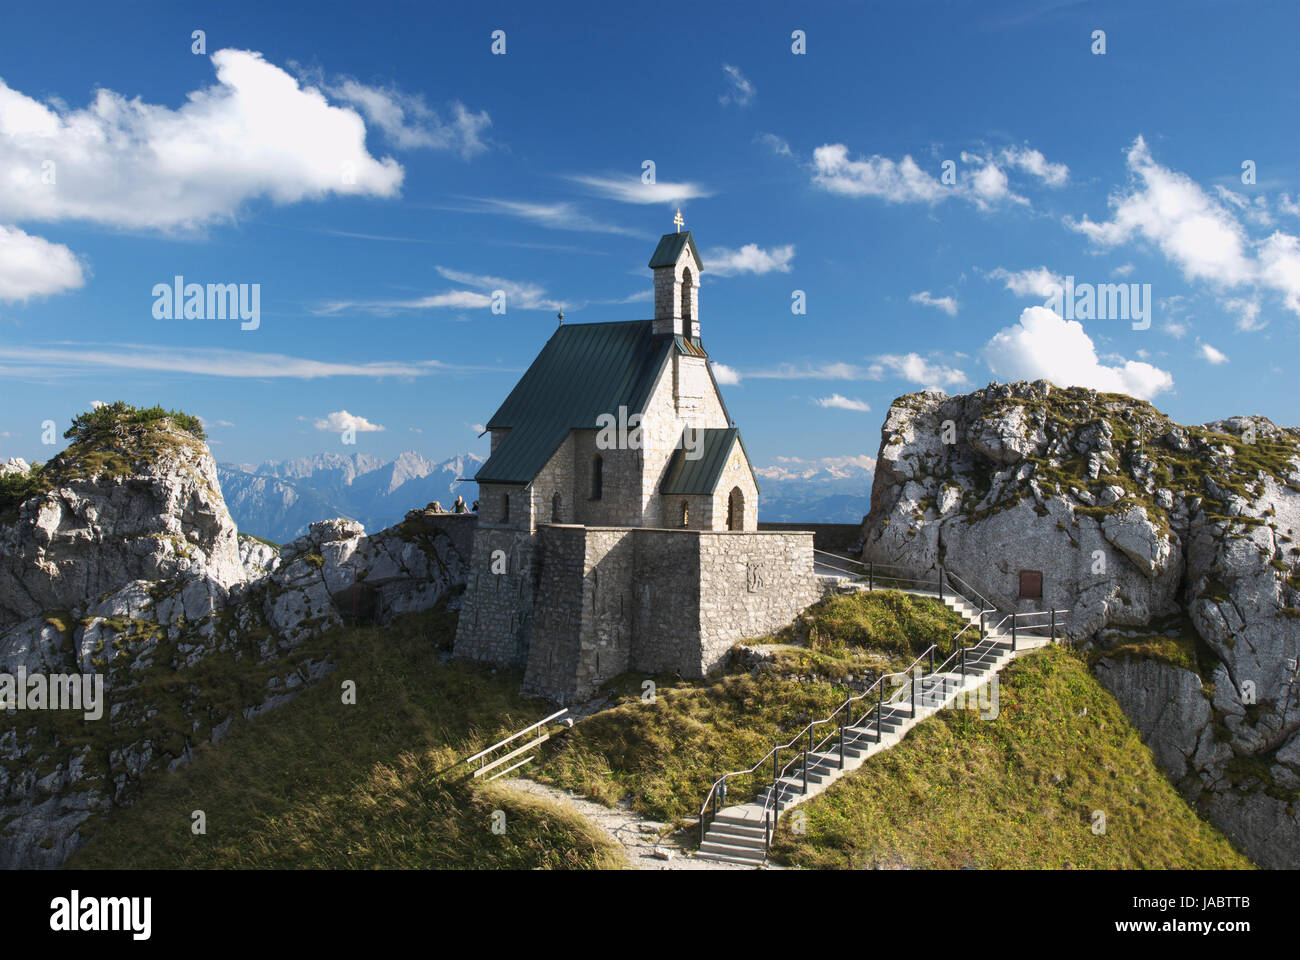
(217, 450), (871, 542)
(754, 456), (874, 524)
(217, 452), (485, 543)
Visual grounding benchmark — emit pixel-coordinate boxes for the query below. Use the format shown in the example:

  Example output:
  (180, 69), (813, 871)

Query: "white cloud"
(318, 77), (490, 157)
(314, 410), (385, 433)
(89, 400), (106, 409)
(815, 394), (871, 412)
(987, 266), (1064, 299)
(567, 174), (711, 205)
(1199, 343), (1229, 365)
(718, 64), (755, 107)
(1112, 263), (1135, 277)
(711, 362), (741, 385)
(0, 49), (403, 230)
(0, 225), (85, 303)
(317, 267), (565, 315)
(811, 145), (945, 204)
(1258, 231), (1300, 314)
(999, 145), (1069, 186)
(705, 243), (795, 276)
(813, 143), (1060, 209)
(868, 353), (968, 388)
(1214, 185), (1273, 227)
(1223, 297), (1265, 332)
(1068, 136), (1300, 315)
(983, 305), (1174, 400)
(0, 342), (488, 379)
(756, 133), (791, 156)
(1278, 193), (1300, 218)
(434, 267), (565, 310)
(909, 291), (959, 316)
(966, 157), (1025, 208)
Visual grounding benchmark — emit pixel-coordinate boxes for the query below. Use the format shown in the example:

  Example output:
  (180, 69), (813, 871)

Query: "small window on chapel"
(591, 456), (603, 500)
(552, 493), (562, 523)
(502, 494), (510, 522)
(680, 500), (689, 527)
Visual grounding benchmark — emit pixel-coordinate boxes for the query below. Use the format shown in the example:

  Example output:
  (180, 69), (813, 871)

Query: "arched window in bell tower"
(681, 267), (693, 327)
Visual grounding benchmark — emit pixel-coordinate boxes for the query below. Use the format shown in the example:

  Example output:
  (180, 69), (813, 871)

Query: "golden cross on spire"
(673, 208), (684, 233)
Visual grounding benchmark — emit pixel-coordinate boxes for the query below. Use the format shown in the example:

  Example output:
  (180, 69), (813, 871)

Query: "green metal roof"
(648, 231), (703, 271)
(659, 427), (759, 496)
(477, 320), (670, 484)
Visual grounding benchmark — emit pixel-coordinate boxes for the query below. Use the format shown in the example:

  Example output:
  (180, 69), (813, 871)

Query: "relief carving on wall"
(746, 560), (765, 593)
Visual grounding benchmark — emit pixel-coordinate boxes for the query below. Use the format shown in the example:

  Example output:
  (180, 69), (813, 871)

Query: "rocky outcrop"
(863, 380), (1300, 868)
(0, 423), (245, 632)
(0, 414), (472, 868)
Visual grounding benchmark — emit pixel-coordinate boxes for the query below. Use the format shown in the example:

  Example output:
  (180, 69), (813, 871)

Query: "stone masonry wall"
(453, 526), (536, 666)
(696, 531), (819, 670)
(520, 525), (588, 698)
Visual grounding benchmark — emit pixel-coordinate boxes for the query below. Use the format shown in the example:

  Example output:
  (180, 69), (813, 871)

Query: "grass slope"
(769, 646), (1251, 869)
(69, 610), (622, 870)
(535, 591), (963, 822)
(535, 593), (1249, 869)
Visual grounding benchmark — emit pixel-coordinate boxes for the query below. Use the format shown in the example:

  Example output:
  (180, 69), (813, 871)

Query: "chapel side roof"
(476, 319), (670, 485)
(659, 427), (760, 496)
(648, 231), (703, 271)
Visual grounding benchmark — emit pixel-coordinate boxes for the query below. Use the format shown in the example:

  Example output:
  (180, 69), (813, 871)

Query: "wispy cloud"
(745, 361), (871, 380)
(316, 266), (566, 315)
(756, 133), (791, 157)
(0, 343), (499, 379)
(566, 174), (711, 206)
(719, 64), (755, 107)
(868, 353), (968, 388)
(450, 197), (642, 236)
(815, 394), (871, 412)
(909, 291), (959, 316)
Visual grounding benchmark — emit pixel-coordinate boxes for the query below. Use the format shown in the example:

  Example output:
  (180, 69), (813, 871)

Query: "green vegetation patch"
(0, 402), (210, 521)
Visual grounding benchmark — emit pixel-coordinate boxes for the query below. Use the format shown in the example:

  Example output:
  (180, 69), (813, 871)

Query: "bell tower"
(648, 220), (703, 340)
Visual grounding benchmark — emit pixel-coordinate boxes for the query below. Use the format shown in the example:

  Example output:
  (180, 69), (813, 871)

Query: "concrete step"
(708, 820), (765, 840)
(696, 849), (764, 866)
(704, 828), (766, 850)
(699, 839), (766, 861)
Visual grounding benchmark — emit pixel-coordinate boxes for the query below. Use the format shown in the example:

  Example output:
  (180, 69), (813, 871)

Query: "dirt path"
(502, 778), (768, 871)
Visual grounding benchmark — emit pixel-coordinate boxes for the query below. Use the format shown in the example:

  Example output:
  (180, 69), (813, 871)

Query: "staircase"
(696, 568), (1062, 867)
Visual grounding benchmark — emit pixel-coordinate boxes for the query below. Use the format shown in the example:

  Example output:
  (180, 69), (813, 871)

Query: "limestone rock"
(862, 381), (1300, 868)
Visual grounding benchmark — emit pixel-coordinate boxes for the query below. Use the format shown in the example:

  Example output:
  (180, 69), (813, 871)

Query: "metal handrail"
(698, 549), (1075, 852)
(698, 644), (936, 835)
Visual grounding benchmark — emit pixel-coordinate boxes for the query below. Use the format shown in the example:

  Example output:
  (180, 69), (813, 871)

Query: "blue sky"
(1, 0), (1297, 476)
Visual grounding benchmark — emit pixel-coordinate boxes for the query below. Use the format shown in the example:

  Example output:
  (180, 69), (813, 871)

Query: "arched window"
(680, 500), (690, 527)
(727, 486), (744, 531)
(681, 267), (693, 325)
(502, 493), (510, 522)
(552, 492), (562, 523)
(591, 455), (603, 500)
